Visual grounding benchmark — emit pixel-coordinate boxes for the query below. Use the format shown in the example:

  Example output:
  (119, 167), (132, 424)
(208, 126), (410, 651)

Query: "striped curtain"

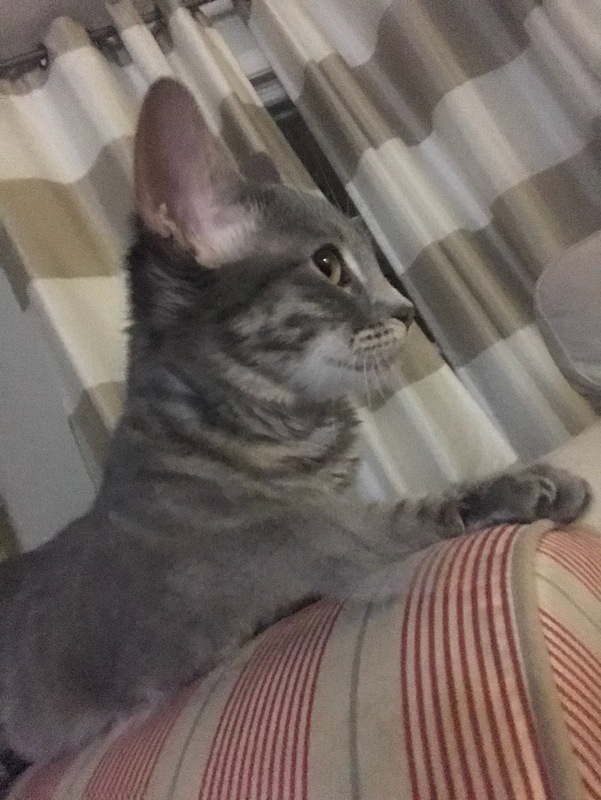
(0, 1), (598, 506)
(245, 0), (601, 482)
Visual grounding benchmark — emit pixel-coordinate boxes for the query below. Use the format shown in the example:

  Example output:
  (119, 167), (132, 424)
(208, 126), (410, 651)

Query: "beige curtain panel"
(0, 0), (598, 502)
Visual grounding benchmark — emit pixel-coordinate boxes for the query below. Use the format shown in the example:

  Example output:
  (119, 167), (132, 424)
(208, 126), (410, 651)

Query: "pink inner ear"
(134, 78), (243, 248)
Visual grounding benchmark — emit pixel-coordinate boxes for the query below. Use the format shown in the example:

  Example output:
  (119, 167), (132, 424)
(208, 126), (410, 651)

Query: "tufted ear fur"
(134, 78), (258, 267)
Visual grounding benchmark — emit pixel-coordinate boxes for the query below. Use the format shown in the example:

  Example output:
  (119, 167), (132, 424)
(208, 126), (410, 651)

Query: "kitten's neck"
(101, 355), (359, 502)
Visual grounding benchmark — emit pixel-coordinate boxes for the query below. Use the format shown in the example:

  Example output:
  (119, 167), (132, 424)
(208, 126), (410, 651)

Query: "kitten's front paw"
(462, 464), (591, 529)
(520, 464), (591, 524)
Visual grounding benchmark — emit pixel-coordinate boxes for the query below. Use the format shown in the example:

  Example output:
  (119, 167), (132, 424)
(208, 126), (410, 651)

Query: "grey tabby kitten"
(0, 79), (590, 780)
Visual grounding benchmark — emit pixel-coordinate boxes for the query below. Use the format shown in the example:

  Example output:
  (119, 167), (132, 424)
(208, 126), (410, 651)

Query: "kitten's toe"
(434, 501), (466, 539)
(417, 498), (465, 540)
(527, 465), (592, 524)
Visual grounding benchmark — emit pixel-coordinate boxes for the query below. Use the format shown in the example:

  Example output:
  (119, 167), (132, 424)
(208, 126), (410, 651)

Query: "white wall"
(0, 268), (95, 551)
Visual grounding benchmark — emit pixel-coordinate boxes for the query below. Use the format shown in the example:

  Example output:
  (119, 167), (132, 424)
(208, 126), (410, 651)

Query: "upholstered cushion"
(9, 523), (601, 800)
(535, 230), (601, 410)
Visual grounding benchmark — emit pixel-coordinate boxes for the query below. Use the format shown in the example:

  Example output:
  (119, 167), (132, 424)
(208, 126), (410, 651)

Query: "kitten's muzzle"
(371, 296), (415, 330)
(351, 318), (411, 362)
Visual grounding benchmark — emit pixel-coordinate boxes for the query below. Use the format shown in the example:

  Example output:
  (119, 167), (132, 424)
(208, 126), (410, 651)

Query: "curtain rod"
(0, 0), (217, 80)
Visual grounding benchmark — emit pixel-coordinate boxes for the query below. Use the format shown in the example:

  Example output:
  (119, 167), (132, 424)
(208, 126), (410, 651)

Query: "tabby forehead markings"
(232, 299), (328, 338)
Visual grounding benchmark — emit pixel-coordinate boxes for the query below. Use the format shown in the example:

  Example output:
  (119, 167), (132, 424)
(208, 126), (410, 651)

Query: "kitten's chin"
(286, 331), (359, 401)
(287, 334), (402, 403)
(295, 367), (361, 402)
(290, 361), (400, 404)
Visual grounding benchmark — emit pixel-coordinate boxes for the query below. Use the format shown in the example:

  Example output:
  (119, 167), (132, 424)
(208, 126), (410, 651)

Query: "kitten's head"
(130, 78), (414, 401)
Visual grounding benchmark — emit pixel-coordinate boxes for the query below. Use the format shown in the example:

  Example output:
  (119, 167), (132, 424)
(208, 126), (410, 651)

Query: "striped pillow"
(9, 522), (601, 800)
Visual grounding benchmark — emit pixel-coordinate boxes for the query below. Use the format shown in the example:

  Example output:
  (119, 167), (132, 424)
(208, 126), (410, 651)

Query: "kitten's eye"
(312, 245), (350, 287)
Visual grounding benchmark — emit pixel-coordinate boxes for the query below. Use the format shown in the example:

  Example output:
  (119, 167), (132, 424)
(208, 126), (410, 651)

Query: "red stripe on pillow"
(199, 614), (309, 799)
(10, 753), (77, 800)
(541, 612), (601, 686)
(225, 613), (314, 800)
(546, 647), (601, 721)
(200, 609), (316, 799)
(80, 681), (198, 798)
(584, 777), (601, 800)
(427, 534), (461, 798)
(400, 525), (551, 800)
(452, 527), (509, 797)
(494, 526), (551, 797)
(565, 727), (601, 798)
(540, 608), (601, 800)
(215, 618), (310, 799)
(198, 599), (341, 800)
(538, 532), (601, 602)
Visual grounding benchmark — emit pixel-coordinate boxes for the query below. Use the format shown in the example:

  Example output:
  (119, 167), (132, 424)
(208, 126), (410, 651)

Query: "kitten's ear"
(134, 78), (258, 267)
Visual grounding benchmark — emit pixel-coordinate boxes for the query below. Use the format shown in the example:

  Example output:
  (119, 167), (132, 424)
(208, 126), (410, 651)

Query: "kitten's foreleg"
(389, 495), (465, 544)
(282, 463), (591, 603)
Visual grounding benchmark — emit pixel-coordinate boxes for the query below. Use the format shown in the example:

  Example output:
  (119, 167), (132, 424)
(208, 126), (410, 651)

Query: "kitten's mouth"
(351, 319), (409, 362)
(352, 318), (408, 344)
(325, 319), (410, 373)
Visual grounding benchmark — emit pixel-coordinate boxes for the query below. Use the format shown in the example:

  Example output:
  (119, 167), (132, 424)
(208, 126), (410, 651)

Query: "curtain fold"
(1, 0), (597, 503)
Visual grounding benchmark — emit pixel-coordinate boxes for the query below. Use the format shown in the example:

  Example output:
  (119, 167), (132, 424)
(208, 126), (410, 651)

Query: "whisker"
(371, 354), (388, 401)
(352, 353), (365, 408)
(384, 358), (405, 395)
(372, 351), (390, 402)
(362, 351), (373, 411)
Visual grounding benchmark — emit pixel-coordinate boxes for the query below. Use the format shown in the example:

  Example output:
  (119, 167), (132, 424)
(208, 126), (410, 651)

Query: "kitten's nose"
(372, 286), (415, 328)
(392, 300), (415, 328)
